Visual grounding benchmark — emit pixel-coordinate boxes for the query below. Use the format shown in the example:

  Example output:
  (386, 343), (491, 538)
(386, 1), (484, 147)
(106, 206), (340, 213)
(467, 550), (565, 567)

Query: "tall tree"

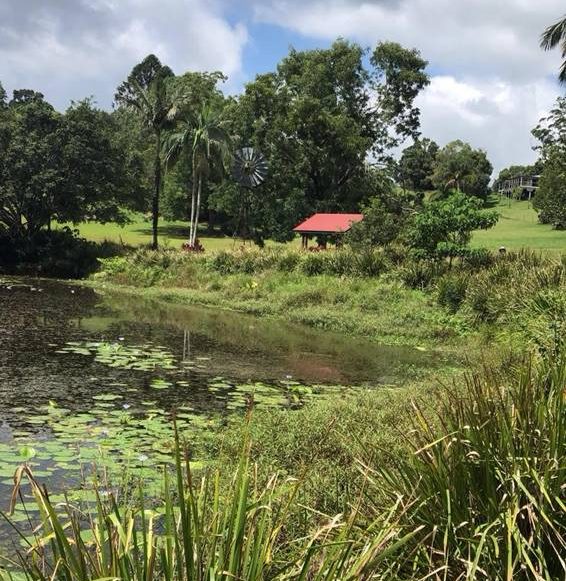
(0, 93), (62, 238)
(164, 105), (231, 246)
(115, 55), (175, 249)
(533, 147), (566, 228)
(0, 93), (136, 238)
(371, 42), (430, 156)
(398, 138), (439, 192)
(219, 39), (429, 242)
(431, 140), (492, 199)
(160, 71), (228, 224)
(541, 14), (566, 83)
(532, 97), (566, 227)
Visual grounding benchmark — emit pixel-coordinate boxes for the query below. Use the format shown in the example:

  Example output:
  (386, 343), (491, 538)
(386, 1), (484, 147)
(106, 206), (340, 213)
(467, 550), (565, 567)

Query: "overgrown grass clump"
(372, 352), (566, 579)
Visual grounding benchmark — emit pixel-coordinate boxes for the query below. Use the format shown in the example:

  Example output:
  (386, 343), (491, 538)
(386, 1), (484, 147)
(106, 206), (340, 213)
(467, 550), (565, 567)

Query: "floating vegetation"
(58, 341), (178, 371)
(0, 400), (221, 540)
(0, 334), (352, 549)
(151, 378), (174, 390)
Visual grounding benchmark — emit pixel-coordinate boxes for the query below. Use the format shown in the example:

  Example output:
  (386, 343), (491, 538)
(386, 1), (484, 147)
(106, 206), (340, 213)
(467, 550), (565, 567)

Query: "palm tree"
(164, 105), (232, 247)
(115, 55), (177, 249)
(541, 15), (566, 83)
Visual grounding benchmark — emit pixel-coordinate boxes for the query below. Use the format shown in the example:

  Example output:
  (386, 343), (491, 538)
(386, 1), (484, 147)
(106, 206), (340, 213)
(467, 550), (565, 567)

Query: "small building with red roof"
(293, 213), (363, 249)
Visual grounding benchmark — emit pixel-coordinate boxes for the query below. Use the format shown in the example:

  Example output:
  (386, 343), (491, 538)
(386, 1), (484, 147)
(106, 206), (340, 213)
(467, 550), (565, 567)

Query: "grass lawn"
(68, 198), (565, 253)
(65, 217), (244, 251)
(472, 198), (566, 252)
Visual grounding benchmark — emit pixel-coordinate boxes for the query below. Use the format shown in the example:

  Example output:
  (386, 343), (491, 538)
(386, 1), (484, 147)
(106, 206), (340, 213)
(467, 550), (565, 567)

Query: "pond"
(0, 277), (442, 553)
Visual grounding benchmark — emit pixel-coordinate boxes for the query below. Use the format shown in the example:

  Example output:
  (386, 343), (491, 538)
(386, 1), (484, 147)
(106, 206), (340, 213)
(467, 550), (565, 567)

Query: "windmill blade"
(233, 147), (268, 188)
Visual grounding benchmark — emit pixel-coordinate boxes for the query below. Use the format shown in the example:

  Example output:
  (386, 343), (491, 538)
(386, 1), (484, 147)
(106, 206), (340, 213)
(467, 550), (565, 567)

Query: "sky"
(0, 0), (564, 175)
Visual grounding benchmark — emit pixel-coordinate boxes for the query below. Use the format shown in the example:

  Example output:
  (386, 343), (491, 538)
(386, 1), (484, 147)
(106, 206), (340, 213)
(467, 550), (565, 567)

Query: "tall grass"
(0, 424), (419, 581)
(369, 351), (566, 580)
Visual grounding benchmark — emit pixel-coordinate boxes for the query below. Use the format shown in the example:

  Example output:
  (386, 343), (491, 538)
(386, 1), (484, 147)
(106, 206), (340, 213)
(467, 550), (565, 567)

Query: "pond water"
(0, 277), (442, 553)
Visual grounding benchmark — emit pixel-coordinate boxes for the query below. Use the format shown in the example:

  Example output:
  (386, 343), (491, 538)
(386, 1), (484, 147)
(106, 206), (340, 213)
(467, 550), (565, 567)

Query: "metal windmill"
(232, 147), (268, 242)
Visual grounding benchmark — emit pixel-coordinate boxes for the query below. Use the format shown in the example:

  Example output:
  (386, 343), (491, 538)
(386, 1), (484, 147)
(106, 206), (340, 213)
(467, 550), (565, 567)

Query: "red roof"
(293, 213), (363, 233)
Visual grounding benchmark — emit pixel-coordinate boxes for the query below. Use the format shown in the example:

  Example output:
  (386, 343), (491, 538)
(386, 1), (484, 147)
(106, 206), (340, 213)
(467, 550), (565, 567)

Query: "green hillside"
(472, 198), (565, 252)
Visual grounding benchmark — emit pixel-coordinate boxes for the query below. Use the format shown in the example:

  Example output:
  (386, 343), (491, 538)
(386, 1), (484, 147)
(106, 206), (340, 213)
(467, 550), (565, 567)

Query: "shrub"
(352, 248), (389, 277)
(436, 272), (469, 313)
(299, 252), (328, 276)
(0, 228), (124, 279)
(398, 259), (447, 289)
(461, 247), (494, 269)
(206, 249), (239, 275)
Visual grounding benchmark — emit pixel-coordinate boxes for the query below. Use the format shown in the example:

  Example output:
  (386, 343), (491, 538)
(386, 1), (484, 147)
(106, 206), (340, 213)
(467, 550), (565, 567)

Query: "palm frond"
(541, 15), (566, 51)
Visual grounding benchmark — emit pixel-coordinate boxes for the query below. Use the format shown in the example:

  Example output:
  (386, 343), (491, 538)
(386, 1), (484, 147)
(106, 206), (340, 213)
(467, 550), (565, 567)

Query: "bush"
(298, 252), (329, 276)
(352, 248), (389, 277)
(0, 228), (123, 279)
(398, 259), (447, 289)
(436, 272), (469, 313)
(98, 249), (199, 287)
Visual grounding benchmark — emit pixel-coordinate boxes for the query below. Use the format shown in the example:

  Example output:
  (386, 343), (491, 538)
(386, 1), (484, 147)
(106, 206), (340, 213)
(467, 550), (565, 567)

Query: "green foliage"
(431, 139), (493, 199)
(398, 259), (448, 289)
(0, 228), (122, 278)
(533, 146), (566, 228)
(540, 14), (566, 83)
(0, 93), (139, 241)
(531, 99), (566, 229)
(346, 186), (420, 249)
(164, 104), (232, 246)
(397, 137), (438, 192)
(372, 353), (566, 580)
(370, 42), (430, 150)
(410, 192), (499, 256)
(436, 272), (470, 313)
(0, 81), (6, 109)
(115, 54), (178, 249)
(214, 388), (420, 527)
(202, 248), (391, 278)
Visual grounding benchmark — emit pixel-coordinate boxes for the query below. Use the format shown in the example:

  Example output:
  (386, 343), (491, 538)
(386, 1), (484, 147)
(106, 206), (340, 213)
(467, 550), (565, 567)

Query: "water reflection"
(0, 277), (442, 419)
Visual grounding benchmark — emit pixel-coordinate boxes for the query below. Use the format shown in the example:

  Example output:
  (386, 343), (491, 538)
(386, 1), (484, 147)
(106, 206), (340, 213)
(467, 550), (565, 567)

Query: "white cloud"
(252, 0), (565, 172)
(252, 0), (563, 82)
(416, 76), (558, 172)
(0, 0), (248, 108)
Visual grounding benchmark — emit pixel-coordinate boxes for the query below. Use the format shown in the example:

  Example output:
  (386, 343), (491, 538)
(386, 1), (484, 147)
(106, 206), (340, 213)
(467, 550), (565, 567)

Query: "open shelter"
(293, 213), (363, 249)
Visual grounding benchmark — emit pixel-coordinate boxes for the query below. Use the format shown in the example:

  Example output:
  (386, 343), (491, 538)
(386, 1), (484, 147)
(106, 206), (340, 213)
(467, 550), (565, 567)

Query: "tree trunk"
(189, 155), (197, 245)
(152, 130), (162, 250)
(192, 175), (203, 246)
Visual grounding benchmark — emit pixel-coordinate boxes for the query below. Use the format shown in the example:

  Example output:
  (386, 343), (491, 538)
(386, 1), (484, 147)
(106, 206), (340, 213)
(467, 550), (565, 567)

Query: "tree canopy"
(532, 97), (566, 228)
(430, 140), (492, 199)
(0, 91), (140, 239)
(398, 138), (439, 192)
(212, 39), (429, 242)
